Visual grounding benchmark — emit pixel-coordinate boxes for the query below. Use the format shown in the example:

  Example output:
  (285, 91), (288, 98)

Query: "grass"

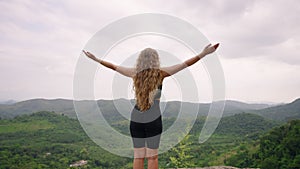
(0, 120), (54, 133)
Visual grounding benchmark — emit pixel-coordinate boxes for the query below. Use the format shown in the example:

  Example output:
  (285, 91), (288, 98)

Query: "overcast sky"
(1, 0), (299, 103)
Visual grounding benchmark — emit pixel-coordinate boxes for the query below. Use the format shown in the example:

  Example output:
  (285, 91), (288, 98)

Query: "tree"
(169, 133), (195, 168)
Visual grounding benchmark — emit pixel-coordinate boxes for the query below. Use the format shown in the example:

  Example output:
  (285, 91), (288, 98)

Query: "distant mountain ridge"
(0, 98), (299, 122)
(0, 98), (75, 119)
(0, 99), (17, 105)
(254, 98), (300, 121)
(219, 100), (270, 110)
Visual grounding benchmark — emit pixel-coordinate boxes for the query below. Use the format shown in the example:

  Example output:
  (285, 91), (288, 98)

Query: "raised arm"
(83, 50), (135, 78)
(161, 43), (219, 78)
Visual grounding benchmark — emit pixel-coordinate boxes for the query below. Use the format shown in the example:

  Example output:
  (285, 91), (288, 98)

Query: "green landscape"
(0, 98), (300, 169)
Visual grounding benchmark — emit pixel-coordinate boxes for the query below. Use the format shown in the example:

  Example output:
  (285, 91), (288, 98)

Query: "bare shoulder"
(160, 68), (170, 78)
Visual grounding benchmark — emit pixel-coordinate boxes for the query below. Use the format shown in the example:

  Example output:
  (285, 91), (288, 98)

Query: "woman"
(83, 43), (219, 169)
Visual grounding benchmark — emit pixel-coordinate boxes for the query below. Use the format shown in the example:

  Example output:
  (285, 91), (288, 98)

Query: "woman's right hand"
(201, 43), (220, 55)
(82, 50), (98, 61)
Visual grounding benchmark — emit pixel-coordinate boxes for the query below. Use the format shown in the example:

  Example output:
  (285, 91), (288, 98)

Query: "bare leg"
(146, 148), (158, 169)
(133, 158), (144, 169)
(133, 147), (146, 169)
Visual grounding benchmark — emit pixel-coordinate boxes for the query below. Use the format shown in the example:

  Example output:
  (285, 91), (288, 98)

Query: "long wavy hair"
(133, 48), (162, 112)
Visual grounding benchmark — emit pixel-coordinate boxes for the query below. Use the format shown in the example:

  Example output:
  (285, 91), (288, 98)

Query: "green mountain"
(0, 98), (75, 119)
(0, 110), (281, 168)
(259, 119), (300, 168)
(215, 113), (279, 138)
(0, 111), (131, 169)
(0, 97), (299, 168)
(225, 119), (300, 169)
(0, 98), (283, 120)
(255, 98), (300, 121)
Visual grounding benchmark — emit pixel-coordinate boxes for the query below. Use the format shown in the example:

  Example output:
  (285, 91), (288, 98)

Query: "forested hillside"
(225, 120), (300, 169)
(255, 98), (300, 121)
(0, 111), (285, 169)
(0, 98), (299, 168)
(0, 112), (131, 169)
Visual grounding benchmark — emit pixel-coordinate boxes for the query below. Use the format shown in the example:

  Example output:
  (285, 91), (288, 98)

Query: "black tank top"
(154, 84), (162, 100)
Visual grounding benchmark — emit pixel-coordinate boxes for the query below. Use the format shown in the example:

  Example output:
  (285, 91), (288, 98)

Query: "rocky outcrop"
(174, 167), (259, 169)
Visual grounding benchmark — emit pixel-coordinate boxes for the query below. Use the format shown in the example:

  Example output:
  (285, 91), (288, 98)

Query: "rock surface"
(173, 167), (259, 169)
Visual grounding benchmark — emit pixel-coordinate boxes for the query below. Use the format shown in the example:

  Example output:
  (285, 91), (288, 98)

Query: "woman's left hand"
(201, 43), (220, 55)
(83, 50), (98, 61)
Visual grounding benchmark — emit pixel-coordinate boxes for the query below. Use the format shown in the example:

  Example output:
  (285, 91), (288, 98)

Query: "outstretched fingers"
(213, 43), (220, 49)
(202, 43), (220, 55)
(205, 43), (212, 49)
(82, 50), (93, 57)
(82, 50), (89, 56)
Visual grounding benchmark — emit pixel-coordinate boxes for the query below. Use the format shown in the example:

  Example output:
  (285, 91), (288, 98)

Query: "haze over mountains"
(0, 98), (299, 122)
(0, 99), (17, 105)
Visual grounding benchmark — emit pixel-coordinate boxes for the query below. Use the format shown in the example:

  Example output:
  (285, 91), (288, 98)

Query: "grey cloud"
(187, 0), (300, 65)
(0, 0), (299, 102)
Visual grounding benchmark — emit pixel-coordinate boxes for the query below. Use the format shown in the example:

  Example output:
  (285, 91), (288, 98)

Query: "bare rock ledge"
(170, 166), (259, 169)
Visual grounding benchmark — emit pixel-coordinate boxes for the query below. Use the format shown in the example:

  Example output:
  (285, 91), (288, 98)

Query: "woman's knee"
(146, 148), (158, 159)
(146, 154), (158, 160)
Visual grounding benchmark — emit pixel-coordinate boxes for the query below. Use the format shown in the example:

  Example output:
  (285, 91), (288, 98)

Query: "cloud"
(0, 0), (299, 102)
(191, 0), (300, 65)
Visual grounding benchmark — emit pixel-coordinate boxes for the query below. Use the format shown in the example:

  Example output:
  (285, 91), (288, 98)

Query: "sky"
(0, 0), (300, 103)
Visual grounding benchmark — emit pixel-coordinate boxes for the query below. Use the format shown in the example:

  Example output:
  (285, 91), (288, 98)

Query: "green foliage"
(169, 134), (195, 168)
(225, 142), (258, 168)
(259, 120), (300, 169)
(0, 111), (131, 169)
(226, 120), (300, 169)
(1, 110), (299, 169)
(215, 113), (279, 138)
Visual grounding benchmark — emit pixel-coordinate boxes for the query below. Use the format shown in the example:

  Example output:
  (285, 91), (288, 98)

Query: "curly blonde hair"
(133, 48), (162, 111)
